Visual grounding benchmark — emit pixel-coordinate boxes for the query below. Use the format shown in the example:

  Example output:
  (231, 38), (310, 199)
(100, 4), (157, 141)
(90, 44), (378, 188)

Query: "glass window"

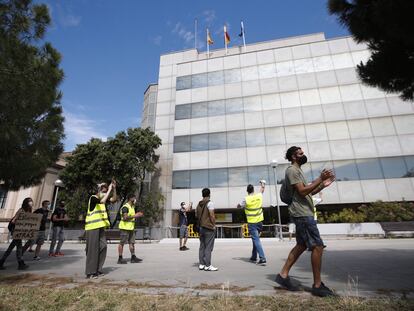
(176, 76), (191, 90)
(268, 164), (289, 184)
(228, 167), (248, 186)
(172, 171), (190, 189)
(174, 136), (191, 153)
(248, 166), (269, 185)
(209, 132), (227, 150)
(334, 160), (359, 181)
(208, 100), (225, 116)
(209, 168), (228, 187)
(190, 170), (209, 188)
(208, 70), (224, 86)
(356, 158), (383, 180)
(175, 104), (191, 120)
(227, 130), (246, 148)
(258, 63), (276, 79)
(191, 73), (208, 88)
(190, 134), (208, 152)
(191, 102), (208, 118)
(241, 66), (259, 81)
(224, 68), (241, 84)
(404, 156), (414, 177)
(311, 161), (334, 180)
(301, 164), (313, 182)
(246, 129), (265, 147)
(243, 96), (262, 112)
(226, 98), (244, 114)
(265, 127), (286, 145)
(380, 157), (407, 179)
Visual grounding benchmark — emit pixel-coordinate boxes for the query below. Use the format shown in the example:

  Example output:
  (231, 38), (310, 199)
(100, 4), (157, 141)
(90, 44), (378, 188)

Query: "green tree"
(0, 0), (65, 190)
(328, 0), (414, 101)
(60, 127), (163, 226)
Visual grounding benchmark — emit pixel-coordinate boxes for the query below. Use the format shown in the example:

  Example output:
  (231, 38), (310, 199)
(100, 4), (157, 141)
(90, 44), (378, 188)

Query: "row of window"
(176, 52), (366, 90)
(172, 156), (414, 189)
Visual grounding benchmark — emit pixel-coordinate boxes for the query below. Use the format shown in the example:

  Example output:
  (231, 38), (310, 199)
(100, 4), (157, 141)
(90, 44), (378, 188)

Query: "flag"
(238, 21), (244, 37)
(207, 28), (214, 45)
(224, 25), (230, 44)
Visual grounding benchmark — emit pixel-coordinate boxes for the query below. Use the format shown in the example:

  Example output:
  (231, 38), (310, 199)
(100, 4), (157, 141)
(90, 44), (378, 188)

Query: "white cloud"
(53, 1), (82, 28)
(63, 110), (107, 150)
(172, 22), (195, 46)
(151, 35), (162, 46)
(202, 10), (216, 24)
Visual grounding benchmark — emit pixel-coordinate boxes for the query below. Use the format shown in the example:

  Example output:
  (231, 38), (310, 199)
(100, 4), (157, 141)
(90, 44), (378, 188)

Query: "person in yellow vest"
(85, 181), (117, 279)
(117, 194), (143, 264)
(237, 180), (267, 265)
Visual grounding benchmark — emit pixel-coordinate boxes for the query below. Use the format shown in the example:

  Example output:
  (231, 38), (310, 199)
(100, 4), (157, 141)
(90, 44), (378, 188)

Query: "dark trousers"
(199, 227), (215, 266)
(85, 228), (107, 275)
(0, 239), (30, 264)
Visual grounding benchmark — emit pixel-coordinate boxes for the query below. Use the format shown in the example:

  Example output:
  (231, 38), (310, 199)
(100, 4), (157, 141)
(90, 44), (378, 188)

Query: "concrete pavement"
(0, 238), (413, 297)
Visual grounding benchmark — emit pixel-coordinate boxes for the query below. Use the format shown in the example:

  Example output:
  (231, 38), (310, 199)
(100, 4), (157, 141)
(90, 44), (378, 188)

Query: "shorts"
(120, 230), (135, 245)
(293, 216), (324, 251)
(179, 225), (188, 238)
(36, 231), (46, 245)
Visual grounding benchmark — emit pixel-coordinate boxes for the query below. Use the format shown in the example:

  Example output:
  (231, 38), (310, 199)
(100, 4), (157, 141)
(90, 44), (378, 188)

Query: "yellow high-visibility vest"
(118, 202), (135, 231)
(85, 195), (110, 231)
(244, 193), (264, 224)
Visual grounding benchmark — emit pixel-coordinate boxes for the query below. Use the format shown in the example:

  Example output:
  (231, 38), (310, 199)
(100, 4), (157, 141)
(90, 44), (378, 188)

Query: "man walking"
(117, 194), (143, 264)
(49, 200), (68, 257)
(196, 188), (218, 271)
(179, 201), (192, 251)
(29, 200), (50, 260)
(237, 180), (267, 265)
(275, 146), (336, 297)
(85, 181), (117, 279)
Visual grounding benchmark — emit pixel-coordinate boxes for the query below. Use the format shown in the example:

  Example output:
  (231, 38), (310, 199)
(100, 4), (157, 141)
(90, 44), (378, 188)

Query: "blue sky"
(38, 0), (349, 151)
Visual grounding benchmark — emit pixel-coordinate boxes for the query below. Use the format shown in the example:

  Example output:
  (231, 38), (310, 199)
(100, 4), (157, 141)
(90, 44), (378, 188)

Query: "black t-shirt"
(52, 207), (66, 227)
(34, 208), (49, 231)
(89, 196), (100, 212)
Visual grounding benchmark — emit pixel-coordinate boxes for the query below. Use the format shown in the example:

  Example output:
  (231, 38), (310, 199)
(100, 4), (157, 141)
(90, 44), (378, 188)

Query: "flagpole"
(194, 19), (198, 51)
(224, 25), (228, 55)
(206, 28), (209, 58)
(241, 21), (246, 52)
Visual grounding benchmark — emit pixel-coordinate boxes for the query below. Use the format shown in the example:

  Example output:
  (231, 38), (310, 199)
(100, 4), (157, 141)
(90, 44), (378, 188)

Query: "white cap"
(259, 180), (266, 184)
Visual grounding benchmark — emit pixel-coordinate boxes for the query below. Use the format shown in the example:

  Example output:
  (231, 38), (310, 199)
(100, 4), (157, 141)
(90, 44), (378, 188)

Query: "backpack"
(280, 173), (294, 205)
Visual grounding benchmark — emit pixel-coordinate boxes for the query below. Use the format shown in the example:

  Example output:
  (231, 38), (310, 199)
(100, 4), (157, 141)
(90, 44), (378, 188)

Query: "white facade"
(146, 33), (414, 227)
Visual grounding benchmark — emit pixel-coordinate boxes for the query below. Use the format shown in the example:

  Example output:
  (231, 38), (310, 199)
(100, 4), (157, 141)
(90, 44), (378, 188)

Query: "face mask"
(99, 192), (106, 199)
(298, 155), (308, 165)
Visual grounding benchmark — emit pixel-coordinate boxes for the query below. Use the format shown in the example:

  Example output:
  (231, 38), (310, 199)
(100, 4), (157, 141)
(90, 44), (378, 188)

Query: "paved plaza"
(0, 238), (413, 297)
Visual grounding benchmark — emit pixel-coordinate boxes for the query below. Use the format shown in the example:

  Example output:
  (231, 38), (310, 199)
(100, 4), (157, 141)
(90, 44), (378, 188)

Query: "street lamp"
(47, 179), (65, 242)
(270, 160), (283, 240)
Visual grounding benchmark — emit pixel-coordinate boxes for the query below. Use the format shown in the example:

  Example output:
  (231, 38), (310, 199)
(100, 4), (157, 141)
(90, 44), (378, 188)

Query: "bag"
(193, 203), (207, 234)
(280, 175), (294, 205)
(8, 219), (15, 233)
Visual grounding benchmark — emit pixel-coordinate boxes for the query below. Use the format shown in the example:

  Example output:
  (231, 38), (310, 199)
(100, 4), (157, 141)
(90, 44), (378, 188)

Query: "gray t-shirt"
(285, 165), (314, 217)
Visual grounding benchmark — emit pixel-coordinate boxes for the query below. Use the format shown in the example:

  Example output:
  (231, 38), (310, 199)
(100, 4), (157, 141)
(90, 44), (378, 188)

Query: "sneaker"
(204, 265), (218, 271)
(18, 262), (29, 270)
(48, 253), (56, 257)
(55, 252), (64, 257)
(249, 257), (257, 263)
(275, 274), (300, 291)
(97, 271), (105, 277)
(117, 258), (128, 264)
(257, 259), (267, 266)
(182, 246), (190, 251)
(198, 264), (205, 270)
(130, 256), (142, 263)
(86, 274), (98, 279)
(312, 282), (336, 297)
(33, 256), (41, 261)
(179, 246), (185, 251)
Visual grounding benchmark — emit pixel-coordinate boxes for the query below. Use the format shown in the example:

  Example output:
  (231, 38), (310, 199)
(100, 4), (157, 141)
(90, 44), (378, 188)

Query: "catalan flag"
(224, 25), (230, 44)
(207, 28), (214, 45)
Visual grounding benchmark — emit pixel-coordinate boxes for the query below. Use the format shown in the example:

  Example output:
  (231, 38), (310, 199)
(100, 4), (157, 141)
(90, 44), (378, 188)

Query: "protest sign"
(12, 212), (42, 240)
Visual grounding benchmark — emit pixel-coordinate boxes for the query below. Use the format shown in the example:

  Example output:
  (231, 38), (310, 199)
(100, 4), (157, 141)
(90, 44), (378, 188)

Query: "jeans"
(49, 226), (65, 254)
(248, 222), (266, 260)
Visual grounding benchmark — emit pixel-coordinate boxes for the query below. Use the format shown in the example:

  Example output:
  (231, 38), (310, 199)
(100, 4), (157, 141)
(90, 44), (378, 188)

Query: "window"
(248, 166), (269, 185)
(175, 104), (191, 120)
(404, 156), (414, 177)
(208, 70), (224, 86)
(190, 170), (209, 188)
(191, 102), (208, 118)
(172, 171), (190, 189)
(209, 168), (228, 187)
(174, 136), (191, 153)
(334, 160), (359, 181)
(209, 132), (227, 150)
(228, 167), (248, 186)
(224, 68), (241, 84)
(356, 158), (383, 180)
(268, 164), (289, 184)
(176, 76), (191, 90)
(258, 63), (276, 79)
(227, 130), (246, 148)
(191, 73), (208, 88)
(190, 134), (208, 152)
(311, 161), (333, 180)
(380, 157), (407, 179)
(208, 100), (226, 116)
(243, 96), (262, 112)
(226, 98), (244, 114)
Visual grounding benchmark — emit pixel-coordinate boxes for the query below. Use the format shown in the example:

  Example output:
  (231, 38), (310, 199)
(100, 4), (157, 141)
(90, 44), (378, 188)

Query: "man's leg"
(249, 223), (266, 260)
(280, 244), (307, 278)
(49, 226), (57, 254)
(129, 243), (135, 256)
(198, 228), (206, 266)
(311, 246), (324, 287)
(35, 243), (42, 257)
(0, 240), (18, 265)
(179, 237), (183, 248)
(56, 227), (65, 253)
(203, 229), (215, 267)
(118, 243), (124, 257)
(85, 229), (100, 276)
(97, 228), (107, 273)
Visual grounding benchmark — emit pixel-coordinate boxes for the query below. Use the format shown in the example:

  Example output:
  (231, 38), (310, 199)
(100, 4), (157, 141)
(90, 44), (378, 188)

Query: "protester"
(196, 188), (218, 271)
(179, 201), (192, 251)
(85, 181), (117, 279)
(0, 197), (33, 270)
(25, 200), (50, 260)
(49, 200), (69, 257)
(237, 180), (267, 265)
(117, 194), (143, 264)
(275, 146), (336, 297)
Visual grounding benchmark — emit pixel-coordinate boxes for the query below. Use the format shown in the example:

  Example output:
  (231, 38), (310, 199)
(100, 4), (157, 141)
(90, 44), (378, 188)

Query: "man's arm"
(293, 169), (333, 197)
(185, 202), (193, 212)
(100, 183), (113, 204)
(209, 209), (216, 226)
(259, 180), (265, 193)
(311, 176), (335, 195)
(110, 184), (117, 203)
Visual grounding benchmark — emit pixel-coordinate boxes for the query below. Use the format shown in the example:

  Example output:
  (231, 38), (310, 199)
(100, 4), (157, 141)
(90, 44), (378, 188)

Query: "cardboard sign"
(12, 213), (42, 240)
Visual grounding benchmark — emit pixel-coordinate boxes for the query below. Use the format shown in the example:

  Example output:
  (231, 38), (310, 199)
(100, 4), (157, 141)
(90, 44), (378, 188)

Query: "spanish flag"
(224, 25), (230, 45)
(207, 28), (214, 45)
